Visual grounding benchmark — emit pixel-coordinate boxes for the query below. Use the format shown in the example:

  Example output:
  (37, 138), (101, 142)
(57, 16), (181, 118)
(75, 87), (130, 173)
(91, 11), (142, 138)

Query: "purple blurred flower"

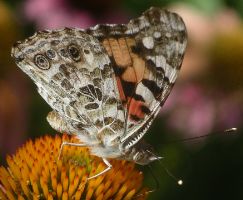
(216, 95), (243, 128)
(24, 0), (93, 29)
(23, 0), (128, 29)
(161, 84), (242, 137)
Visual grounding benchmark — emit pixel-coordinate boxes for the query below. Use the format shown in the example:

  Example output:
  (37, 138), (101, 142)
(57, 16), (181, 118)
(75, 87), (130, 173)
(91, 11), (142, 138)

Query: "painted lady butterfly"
(12, 7), (187, 178)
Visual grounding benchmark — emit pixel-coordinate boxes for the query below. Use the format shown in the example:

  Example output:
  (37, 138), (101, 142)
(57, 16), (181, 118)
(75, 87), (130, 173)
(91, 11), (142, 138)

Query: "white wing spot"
(153, 31), (161, 39)
(142, 36), (154, 49)
(165, 32), (171, 38)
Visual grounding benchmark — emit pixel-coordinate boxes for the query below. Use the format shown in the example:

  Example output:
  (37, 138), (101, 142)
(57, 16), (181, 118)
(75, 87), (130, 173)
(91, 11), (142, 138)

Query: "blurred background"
(0, 0), (243, 199)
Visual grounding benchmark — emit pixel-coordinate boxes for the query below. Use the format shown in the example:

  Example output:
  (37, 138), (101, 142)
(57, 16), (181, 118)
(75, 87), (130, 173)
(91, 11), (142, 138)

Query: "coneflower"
(0, 134), (148, 200)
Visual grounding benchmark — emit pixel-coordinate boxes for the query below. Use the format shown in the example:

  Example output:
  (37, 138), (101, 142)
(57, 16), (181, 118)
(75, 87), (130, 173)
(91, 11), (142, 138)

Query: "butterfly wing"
(12, 7), (187, 156)
(11, 29), (126, 145)
(87, 7), (187, 149)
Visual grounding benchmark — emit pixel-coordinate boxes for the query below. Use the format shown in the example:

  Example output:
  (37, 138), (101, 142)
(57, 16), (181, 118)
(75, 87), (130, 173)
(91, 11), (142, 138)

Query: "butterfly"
(11, 7), (187, 179)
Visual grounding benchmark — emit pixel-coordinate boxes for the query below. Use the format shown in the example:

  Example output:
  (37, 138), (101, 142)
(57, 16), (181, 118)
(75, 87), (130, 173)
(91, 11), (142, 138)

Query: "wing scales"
(12, 7), (187, 153)
(87, 7), (187, 147)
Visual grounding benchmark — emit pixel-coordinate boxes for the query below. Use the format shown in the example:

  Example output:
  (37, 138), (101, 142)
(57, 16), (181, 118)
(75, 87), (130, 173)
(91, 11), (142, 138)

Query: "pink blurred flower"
(162, 84), (243, 138)
(169, 3), (241, 81)
(23, 0), (128, 29)
(24, 0), (93, 29)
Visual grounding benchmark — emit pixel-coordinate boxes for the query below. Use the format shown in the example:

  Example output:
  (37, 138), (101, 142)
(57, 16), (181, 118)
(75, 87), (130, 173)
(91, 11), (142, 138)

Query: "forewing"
(87, 7), (187, 148)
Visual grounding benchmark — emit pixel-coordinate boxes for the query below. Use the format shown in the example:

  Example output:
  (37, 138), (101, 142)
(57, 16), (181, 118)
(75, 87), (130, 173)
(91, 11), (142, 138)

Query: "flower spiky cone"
(0, 134), (148, 200)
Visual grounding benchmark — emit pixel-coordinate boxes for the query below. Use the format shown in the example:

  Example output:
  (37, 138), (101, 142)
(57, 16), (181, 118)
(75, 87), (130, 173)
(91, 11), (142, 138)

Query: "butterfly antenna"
(146, 149), (183, 186)
(147, 164), (160, 192)
(157, 158), (183, 186)
(165, 127), (238, 145)
(153, 127), (238, 185)
(224, 127), (238, 133)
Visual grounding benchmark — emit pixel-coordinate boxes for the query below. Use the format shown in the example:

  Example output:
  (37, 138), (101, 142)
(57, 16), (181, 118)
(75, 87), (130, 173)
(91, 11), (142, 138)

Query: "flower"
(168, 3), (241, 82)
(162, 84), (215, 137)
(161, 83), (243, 138)
(23, 0), (128, 29)
(0, 135), (148, 199)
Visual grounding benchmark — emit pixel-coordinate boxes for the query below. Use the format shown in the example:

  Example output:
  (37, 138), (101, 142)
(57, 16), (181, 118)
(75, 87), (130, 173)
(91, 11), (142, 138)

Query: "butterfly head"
(133, 149), (162, 165)
(124, 141), (162, 165)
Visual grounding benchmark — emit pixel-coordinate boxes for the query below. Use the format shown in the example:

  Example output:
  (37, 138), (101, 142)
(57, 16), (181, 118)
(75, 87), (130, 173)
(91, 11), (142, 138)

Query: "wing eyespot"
(68, 44), (81, 62)
(34, 54), (50, 70)
(46, 49), (56, 59)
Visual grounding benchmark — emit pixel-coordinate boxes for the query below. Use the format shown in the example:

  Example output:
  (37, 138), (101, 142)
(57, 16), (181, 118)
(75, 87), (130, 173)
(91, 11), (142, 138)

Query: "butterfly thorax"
(87, 137), (159, 165)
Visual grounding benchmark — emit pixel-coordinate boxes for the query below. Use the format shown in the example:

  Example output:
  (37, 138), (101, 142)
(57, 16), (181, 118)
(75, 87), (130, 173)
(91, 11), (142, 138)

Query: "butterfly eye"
(46, 49), (56, 59)
(34, 54), (50, 70)
(68, 44), (81, 61)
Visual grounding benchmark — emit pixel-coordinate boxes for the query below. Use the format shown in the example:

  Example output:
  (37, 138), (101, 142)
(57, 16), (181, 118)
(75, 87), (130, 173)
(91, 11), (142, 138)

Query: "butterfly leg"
(87, 158), (112, 180)
(58, 142), (112, 179)
(58, 141), (88, 160)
